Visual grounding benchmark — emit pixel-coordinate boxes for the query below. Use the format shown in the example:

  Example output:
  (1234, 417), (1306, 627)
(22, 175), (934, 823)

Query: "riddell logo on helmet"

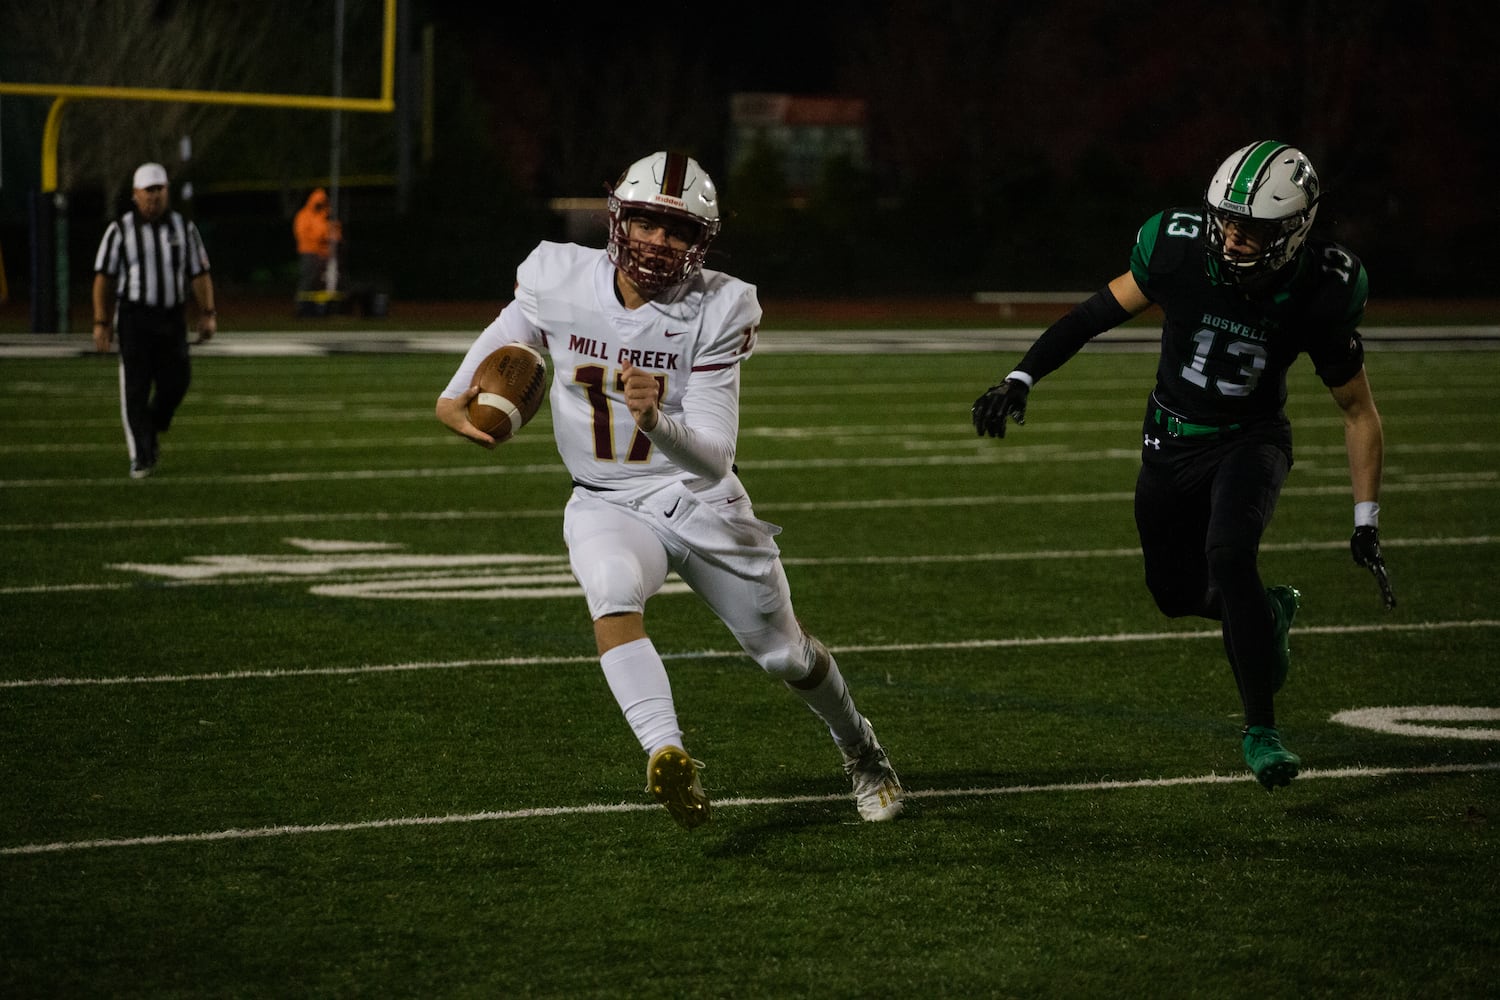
(649, 194), (688, 210)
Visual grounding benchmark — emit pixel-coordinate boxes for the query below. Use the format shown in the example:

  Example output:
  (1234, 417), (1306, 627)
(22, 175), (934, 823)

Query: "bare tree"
(0, 0), (384, 214)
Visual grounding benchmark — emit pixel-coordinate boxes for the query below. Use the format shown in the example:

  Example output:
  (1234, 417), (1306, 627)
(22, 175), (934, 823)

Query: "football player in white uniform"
(437, 151), (903, 828)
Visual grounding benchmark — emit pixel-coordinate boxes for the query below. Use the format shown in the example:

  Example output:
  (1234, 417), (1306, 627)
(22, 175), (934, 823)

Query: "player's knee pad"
(573, 553), (653, 617)
(755, 642), (806, 681)
(749, 630), (830, 685)
(1205, 543), (1258, 591)
(1147, 583), (1198, 618)
(1143, 573), (1206, 619)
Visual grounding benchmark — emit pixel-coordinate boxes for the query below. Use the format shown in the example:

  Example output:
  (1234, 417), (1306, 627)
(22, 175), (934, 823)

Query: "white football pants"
(563, 481), (803, 674)
(564, 480), (870, 751)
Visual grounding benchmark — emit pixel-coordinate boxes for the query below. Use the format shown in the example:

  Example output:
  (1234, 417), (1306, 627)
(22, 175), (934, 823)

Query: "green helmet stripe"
(1226, 141), (1289, 205)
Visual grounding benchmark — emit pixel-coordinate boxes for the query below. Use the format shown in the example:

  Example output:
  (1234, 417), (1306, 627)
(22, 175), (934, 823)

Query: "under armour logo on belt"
(1144, 434), (1161, 450)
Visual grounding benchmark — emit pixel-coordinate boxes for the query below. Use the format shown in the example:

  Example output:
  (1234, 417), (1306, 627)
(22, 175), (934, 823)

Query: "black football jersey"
(1129, 208), (1368, 427)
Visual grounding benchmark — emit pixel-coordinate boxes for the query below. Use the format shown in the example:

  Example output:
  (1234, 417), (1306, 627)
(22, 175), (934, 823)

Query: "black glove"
(972, 378), (1030, 438)
(1350, 524), (1396, 609)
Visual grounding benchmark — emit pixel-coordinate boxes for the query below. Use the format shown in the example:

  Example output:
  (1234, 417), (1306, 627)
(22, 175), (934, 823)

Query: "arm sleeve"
(644, 359), (740, 481)
(641, 278), (756, 481)
(1014, 285), (1133, 383)
(440, 301), (541, 398)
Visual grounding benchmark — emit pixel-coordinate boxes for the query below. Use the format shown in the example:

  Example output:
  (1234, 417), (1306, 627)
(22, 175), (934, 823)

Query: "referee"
(91, 161), (218, 479)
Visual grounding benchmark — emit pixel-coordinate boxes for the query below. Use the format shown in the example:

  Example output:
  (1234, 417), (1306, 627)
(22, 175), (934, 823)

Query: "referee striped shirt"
(93, 210), (211, 309)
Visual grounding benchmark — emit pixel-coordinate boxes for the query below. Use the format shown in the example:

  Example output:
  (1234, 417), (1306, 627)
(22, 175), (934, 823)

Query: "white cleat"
(840, 724), (904, 822)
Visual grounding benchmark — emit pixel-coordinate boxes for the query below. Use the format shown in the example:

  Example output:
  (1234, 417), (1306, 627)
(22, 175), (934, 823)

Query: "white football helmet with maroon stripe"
(1204, 140), (1320, 284)
(607, 151), (722, 294)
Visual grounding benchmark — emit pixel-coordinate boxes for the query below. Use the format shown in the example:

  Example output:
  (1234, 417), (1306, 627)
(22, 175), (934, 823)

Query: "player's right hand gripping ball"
(468, 343), (547, 443)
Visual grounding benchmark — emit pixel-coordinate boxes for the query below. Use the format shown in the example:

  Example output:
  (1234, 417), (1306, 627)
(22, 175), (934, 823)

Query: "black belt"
(118, 301), (184, 318)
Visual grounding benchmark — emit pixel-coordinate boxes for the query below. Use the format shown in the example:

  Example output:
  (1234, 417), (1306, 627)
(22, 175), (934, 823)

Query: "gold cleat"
(647, 745), (711, 830)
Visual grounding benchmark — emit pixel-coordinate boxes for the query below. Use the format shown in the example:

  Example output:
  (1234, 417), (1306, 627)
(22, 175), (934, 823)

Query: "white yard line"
(3, 441), (1499, 490)
(1, 477), (1495, 532)
(5, 760), (1497, 858)
(0, 533), (1492, 595)
(5, 618), (1497, 689)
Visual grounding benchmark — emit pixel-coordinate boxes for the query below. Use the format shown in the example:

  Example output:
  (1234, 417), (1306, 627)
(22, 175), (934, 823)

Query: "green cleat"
(646, 745), (711, 830)
(1266, 585), (1300, 693)
(1242, 725), (1301, 791)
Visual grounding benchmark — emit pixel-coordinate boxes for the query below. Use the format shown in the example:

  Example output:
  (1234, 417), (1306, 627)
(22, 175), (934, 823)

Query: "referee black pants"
(116, 306), (191, 466)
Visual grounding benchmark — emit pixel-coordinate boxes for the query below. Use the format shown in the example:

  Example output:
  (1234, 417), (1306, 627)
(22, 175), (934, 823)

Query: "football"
(467, 343), (548, 442)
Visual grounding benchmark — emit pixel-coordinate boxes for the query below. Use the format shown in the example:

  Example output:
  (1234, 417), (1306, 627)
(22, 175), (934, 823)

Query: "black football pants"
(1133, 439), (1290, 728)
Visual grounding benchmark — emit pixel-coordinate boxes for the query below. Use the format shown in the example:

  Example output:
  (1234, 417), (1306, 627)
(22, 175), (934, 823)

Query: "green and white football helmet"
(1204, 140), (1320, 284)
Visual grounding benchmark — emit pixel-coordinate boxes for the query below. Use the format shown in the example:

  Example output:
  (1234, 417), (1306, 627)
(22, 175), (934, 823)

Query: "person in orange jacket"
(293, 188), (341, 314)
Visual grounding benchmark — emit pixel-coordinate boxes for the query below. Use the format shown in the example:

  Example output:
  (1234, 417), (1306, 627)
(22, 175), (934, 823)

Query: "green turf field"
(2, 341), (1496, 997)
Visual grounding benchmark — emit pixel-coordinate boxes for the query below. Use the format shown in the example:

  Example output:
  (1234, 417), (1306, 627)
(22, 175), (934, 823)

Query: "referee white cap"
(133, 162), (168, 189)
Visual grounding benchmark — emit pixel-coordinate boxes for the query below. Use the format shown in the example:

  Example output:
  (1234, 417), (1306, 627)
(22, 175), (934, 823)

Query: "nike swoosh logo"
(722, 494), (746, 505)
(665, 498), (682, 518)
(664, 330), (688, 338)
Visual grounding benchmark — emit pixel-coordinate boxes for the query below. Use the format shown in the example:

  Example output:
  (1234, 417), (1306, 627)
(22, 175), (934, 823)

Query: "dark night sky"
(2, 1), (1492, 298)
(421, 0), (856, 94)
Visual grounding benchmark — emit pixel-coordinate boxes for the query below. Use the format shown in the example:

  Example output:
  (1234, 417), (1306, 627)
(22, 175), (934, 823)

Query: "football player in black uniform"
(972, 140), (1392, 791)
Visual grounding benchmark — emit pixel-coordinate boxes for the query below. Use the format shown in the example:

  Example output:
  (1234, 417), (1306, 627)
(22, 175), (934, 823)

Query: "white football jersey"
(444, 242), (761, 496)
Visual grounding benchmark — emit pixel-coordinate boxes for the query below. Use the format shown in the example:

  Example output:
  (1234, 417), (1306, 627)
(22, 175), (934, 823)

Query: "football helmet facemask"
(1203, 140), (1320, 284)
(607, 151), (722, 295)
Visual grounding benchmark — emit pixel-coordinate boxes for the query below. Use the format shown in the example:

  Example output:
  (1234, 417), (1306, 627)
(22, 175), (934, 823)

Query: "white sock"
(599, 636), (684, 756)
(786, 646), (868, 748)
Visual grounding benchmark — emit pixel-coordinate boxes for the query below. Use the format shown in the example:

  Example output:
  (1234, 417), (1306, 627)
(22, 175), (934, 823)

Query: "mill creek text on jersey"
(562, 333), (682, 370)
